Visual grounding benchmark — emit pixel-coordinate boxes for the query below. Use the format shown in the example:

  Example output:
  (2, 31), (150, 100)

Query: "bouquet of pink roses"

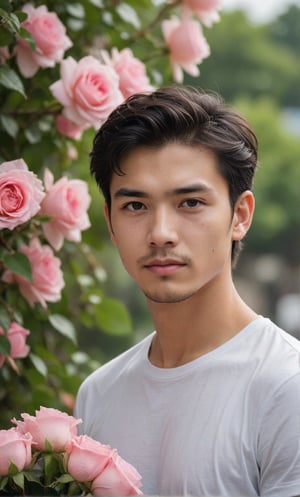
(0, 407), (143, 496)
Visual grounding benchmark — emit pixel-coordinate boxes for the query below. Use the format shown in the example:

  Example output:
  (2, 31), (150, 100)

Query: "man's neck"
(147, 281), (258, 368)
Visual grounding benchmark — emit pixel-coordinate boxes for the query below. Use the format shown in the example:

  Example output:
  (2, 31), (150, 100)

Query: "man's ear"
(103, 203), (117, 245)
(231, 190), (255, 241)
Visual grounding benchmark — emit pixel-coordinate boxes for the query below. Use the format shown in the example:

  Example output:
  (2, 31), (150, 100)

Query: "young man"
(75, 86), (300, 497)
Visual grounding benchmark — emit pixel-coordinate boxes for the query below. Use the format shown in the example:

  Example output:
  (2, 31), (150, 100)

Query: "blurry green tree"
(192, 8), (300, 105)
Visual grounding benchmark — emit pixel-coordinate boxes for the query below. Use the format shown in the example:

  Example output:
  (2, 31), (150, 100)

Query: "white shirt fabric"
(75, 317), (300, 497)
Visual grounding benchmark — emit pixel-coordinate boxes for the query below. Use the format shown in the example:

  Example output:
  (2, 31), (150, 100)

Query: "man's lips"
(144, 259), (186, 275)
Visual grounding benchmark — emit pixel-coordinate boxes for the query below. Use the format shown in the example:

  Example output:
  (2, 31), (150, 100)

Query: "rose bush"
(0, 428), (32, 476)
(0, 159), (45, 230)
(0, 322), (30, 368)
(0, 0), (221, 428)
(183, 0), (223, 26)
(162, 10), (210, 82)
(50, 55), (123, 129)
(0, 407), (142, 496)
(0, 46), (9, 65)
(55, 114), (84, 141)
(41, 169), (91, 251)
(15, 3), (72, 77)
(2, 237), (65, 308)
(101, 48), (154, 99)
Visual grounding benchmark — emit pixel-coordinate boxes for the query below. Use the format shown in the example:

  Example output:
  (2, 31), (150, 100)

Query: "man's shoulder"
(253, 316), (300, 353)
(77, 331), (154, 395)
(248, 317), (300, 398)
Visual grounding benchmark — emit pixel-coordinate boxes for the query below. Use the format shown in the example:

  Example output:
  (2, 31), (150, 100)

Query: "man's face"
(105, 143), (253, 304)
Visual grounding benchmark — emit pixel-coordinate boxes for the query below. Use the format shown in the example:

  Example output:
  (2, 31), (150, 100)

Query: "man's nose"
(147, 207), (179, 247)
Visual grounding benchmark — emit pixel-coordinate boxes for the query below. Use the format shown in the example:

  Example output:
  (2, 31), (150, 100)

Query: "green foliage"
(0, 66), (25, 96)
(0, 449), (90, 496)
(2, 252), (32, 280)
(0, 0), (217, 427)
(237, 98), (300, 263)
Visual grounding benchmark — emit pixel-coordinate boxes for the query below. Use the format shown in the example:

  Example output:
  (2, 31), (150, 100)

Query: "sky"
(222, 0), (300, 23)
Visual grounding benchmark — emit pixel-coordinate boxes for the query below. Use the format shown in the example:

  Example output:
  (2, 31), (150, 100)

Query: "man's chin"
(143, 289), (197, 304)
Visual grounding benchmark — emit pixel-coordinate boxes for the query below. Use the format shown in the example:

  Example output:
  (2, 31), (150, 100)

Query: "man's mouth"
(144, 258), (186, 275)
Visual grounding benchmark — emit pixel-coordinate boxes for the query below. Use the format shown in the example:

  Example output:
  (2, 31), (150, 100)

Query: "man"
(75, 86), (300, 496)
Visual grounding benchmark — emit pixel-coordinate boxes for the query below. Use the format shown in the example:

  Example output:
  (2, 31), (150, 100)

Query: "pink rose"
(66, 435), (112, 482)
(182, 0), (222, 26)
(0, 428), (32, 476)
(0, 322), (30, 367)
(50, 55), (123, 129)
(66, 144), (79, 161)
(162, 11), (210, 83)
(55, 114), (84, 141)
(15, 3), (72, 78)
(2, 237), (64, 308)
(101, 48), (154, 99)
(0, 159), (45, 230)
(91, 451), (143, 496)
(0, 46), (10, 65)
(40, 169), (91, 251)
(13, 407), (81, 452)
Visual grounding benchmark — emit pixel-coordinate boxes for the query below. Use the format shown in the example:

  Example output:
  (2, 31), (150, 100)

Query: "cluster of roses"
(0, 0), (222, 370)
(1, 0), (222, 139)
(0, 158), (91, 368)
(0, 406), (143, 496)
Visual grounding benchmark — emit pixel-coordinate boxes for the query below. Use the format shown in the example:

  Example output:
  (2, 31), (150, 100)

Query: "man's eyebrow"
(170, 184), (213, 195)
(113, 183), (214, 199)
(114, 188), (148, 199)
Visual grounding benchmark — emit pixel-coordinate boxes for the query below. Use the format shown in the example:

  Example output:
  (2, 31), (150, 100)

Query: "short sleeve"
(258, 373), (300, 497)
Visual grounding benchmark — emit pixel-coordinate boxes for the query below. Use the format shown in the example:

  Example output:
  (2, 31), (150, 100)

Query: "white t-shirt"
(75, 317), (300, 497)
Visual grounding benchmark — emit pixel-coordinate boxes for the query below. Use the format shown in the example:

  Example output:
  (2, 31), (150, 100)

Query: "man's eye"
(126, 201), (145, 211)
(181, 199), (201, 208)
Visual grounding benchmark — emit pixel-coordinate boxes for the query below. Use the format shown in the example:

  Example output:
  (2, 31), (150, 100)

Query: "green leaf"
(0, 307), (10, 331)
(0, 66), (26, 97)
(44, 439), (53, 452)
(95, 298), (132, 335)
(5, 12), (21, 32)
(2, 252), (32, 281)
(54, 473), (74, 484)
(14, 11), (28, 23)
(18, 26), (35, 49)
(44, 453), (59, 485)
(0, 28), (13, 46)
(29, 353), (48, 377)
(0, 334), (10, 355)
(0, 115), (18, 138)
(0, 476), (8, 491)
(66, 3), (86, 19)
(116, 3), (141, 29)
(9, 461), (21, 476)
(89, 0), (103, 6)
(23, 470), (42, 484)
(0, 3), (11, 13)
(24, 124), (42, 144)
(49, 314), (77, 344)
(12, 472), (24, 489)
